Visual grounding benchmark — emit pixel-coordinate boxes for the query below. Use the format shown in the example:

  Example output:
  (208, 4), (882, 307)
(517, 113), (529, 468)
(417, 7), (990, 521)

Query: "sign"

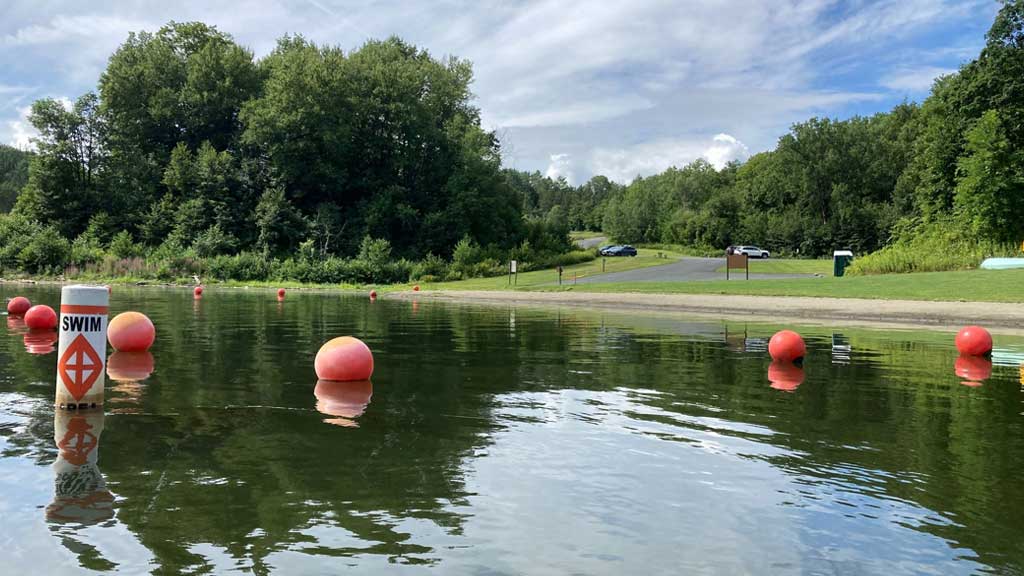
(510, 260), (517, 273)
(55, 285), (109, 409)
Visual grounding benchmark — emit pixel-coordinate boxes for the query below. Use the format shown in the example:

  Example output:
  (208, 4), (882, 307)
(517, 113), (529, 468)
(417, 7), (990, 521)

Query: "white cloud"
(879, 66), (957, 93)
(703, 134), (749, 170)
(544, 153), (575, 184)
(2, 97), (72, 150)
(591, 133), (752, 184)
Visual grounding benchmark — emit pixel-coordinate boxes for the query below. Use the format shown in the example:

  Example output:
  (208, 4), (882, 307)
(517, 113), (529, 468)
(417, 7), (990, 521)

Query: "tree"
(954, 110), (1024, 241)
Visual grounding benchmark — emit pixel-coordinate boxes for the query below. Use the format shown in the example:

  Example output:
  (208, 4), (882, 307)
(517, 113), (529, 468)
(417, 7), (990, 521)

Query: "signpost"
(726, 253), (749, 280)
(509, 260), (518, 285)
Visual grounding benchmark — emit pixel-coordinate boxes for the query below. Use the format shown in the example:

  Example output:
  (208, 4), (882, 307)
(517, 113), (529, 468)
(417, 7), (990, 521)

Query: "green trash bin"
(833, 250), (854, 277)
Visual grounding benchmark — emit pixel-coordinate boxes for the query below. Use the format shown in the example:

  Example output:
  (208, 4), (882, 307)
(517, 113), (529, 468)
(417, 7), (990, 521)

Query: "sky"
(0, 0), (1000, 184)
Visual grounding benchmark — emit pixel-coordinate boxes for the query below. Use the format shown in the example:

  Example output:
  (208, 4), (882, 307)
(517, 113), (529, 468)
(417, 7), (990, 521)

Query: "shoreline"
(394, 290), (1024, 333)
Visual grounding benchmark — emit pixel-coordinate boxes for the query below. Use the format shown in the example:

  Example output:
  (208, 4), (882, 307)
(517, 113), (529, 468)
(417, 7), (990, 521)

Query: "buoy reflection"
(955, 355), (992, 387)
(46, 410), (114, 525)
(24, 330), (58, 354)
(6, 315), (27, 333)
(768, 361), (805, 392)
(314, 379), (373, 427)
(106, 351), (155, 382)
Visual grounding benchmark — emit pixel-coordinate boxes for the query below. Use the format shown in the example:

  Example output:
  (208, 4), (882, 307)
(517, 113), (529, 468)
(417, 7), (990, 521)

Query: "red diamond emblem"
(58, 416), (99, 465)
(58, 334), (102, 401)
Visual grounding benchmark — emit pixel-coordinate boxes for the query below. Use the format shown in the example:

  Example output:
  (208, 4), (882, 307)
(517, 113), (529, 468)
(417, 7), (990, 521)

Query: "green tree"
(954, 110), (1024, 241)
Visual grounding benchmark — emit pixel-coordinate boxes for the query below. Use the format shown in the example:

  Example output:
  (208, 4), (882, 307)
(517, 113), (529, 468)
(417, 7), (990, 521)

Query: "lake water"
(2, 284), (1024, 575)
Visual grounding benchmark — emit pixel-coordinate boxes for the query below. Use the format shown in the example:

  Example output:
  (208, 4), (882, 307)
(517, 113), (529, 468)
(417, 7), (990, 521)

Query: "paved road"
(575, 235), (608, 249)
(575, 257), (817, 284)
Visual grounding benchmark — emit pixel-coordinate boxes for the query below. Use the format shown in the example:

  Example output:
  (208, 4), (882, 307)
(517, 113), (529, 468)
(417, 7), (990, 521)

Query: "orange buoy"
(315, 336), (374, 381)
(768, 361), (805, 392)
(106, 351), (155, 382)
(6, 296), (31, 315)
(277, 288), (286, 298)
(108, 311), (156, 352)
(24, 304), (57, 330)
(769, 330), (806, 362)
(955, 325), (992, 356)
(314, 379), (373, 421)
(194, 286), (203, 298)
(23, 330), (57, 355)
(413, 285), (420, 292)
(369, 289), (377, 300)
(955, 355), (992, 383)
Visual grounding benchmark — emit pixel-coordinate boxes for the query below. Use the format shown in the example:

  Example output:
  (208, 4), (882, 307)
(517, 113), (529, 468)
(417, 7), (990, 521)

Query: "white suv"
(735, 246), (770, 259)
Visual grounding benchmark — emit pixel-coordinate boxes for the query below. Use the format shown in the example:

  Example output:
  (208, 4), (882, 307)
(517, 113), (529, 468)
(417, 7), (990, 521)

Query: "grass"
(713, 258), (832, 275)
(523, 268), (1024, 303)
(423, 247), (684, 290)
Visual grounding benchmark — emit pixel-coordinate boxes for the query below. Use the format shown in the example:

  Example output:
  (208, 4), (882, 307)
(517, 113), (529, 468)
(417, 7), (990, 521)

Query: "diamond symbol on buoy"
(58, 334), (102, 401)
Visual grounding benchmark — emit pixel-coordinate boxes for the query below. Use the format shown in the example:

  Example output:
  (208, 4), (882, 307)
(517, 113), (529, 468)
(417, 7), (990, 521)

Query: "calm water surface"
(2, 284), (1024, 575)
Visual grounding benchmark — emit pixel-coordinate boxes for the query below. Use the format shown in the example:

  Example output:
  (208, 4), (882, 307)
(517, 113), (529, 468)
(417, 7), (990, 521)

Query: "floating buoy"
(369, 290), (377, 300)
(955, 355), (992, 384)
(315, 336), (374, 381)
(56, 285), (109, 409)
(314, 379), (373, 425)
(6, 296), (31, 315)
(277, 288), (286, 298)
(108, 311), (156, 352)
(106, 351), (155, 382)
(768, 360), (805, 392)
(769, 330), (806, 362)
(413, 285), (420, 292)
(194, 286), (203, 298)
(955, 325), (992, 356)
(24, 330), (57, 355)
(25, 305), (57, 330)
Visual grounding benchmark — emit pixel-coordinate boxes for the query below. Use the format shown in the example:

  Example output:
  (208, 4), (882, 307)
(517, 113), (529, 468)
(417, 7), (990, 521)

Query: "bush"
(410, 253), (448, 280)
(847, 219), (1018, 275)
(18, 226), (71, 274)
(70, 232), (106, 265)
(110, 230), (141, 259)
(206, 251), (272, 281)
(0, 213), (36, 271)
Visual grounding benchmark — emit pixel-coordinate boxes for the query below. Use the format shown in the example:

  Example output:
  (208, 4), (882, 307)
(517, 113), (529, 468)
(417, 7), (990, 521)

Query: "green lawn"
(713, 258), (833, 275)
(525, 268), (1024, 302)
(422, 248), (684, 290)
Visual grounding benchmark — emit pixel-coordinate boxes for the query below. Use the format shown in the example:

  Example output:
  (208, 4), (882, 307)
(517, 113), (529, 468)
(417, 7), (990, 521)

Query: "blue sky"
(0, 0), (999, 184)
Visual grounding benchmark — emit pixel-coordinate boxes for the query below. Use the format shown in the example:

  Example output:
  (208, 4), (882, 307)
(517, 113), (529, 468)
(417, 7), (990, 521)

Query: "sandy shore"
(397, 290), (1024, 332)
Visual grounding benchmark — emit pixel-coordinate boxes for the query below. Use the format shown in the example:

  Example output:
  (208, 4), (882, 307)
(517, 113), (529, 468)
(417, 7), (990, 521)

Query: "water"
(2, 284), (1024, 575)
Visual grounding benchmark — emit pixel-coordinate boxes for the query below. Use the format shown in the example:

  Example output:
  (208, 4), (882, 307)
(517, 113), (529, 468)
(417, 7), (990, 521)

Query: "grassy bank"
(524, 268), (1024, 303)
(713, 259), (831, 275)
(422, 247), (684, 290)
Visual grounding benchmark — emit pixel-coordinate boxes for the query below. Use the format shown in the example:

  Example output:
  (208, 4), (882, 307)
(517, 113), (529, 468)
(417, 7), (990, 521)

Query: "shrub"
(847, 219), (1018, 275)
(70, 232), (106, 266)
(18, 226), (71, 274)
(410, 253), (448, 280)
(110, 230), (141, 259)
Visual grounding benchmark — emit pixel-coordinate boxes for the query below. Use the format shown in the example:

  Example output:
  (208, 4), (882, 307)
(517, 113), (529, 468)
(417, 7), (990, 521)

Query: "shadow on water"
(1, 284), (1024, 574)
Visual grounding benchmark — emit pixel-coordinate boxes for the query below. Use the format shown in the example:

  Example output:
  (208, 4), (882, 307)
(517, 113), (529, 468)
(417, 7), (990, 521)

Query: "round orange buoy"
(315, 336), (374, 381)
(106, 351), (155, 382)
(24, 305), (57, 330)
(955, 325), (992, 356)
(769, 330), (806, 362)
(277, 288), (286, 298)
(6, 296), (31, 315)
(768, 361), (805, 392)
(369, 289), (377, 300)
(194, 286), (203, 298)
(314, 379), (373, 420)
(413, 285), (420, 292)
(955, 355), (992, 384)
(108, 311), (156, 352)
(23, 330), (57, 355)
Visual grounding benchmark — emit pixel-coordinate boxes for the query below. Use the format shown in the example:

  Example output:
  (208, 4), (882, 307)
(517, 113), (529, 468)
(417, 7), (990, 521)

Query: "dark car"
(603, 245), (637, 257)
